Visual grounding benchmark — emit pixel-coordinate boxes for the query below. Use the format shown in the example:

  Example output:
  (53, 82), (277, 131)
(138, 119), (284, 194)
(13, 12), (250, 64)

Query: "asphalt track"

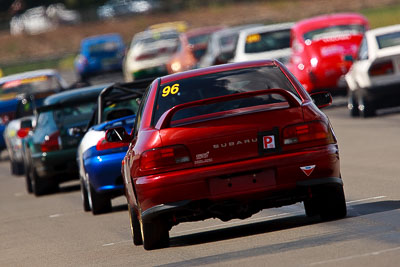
(1, 74), (400, 266)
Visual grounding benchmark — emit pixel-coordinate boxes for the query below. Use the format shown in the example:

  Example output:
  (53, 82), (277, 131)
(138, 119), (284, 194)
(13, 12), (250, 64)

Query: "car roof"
(238, 22), (294, 36)
(212, 24), (264, 38)
(43, 83), (111, 106)
(184, 26), (226, 38)
(160, 60), (278, 84)
(292, 13), (369, 34)
(0, 69), (62, 85)
(148, 21), (189, 33)
(132, 28), (179, 41)
(81, 33), (123, 44)
(366, 24), (400, 36)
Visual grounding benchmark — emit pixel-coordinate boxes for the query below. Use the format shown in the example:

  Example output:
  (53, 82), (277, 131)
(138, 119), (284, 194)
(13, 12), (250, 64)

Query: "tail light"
(41, 131), (61, 152)
(369, 60), (394, 76)
(96, 137), (128, 151)
(17, 128), (30, 139)
(282, 121), (335, 145)
(139, 145), (191, 172)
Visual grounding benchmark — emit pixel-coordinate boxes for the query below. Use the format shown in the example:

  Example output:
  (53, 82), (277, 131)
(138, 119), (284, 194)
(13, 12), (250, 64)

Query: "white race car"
(231, 22), (293, 65)
(123, 28), (180, 82)
(4, 115), (36, 175)
(346, 24), (400, 117)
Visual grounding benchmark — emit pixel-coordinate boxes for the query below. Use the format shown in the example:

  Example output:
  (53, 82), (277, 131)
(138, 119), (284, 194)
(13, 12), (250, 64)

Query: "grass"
(1, 54), (76, 77)
(361, 4), (400, 28)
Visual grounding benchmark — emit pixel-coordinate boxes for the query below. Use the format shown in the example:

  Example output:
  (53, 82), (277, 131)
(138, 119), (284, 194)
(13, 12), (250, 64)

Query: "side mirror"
(105, 127), (132, 143)
(68, 127), (84, 137)
(310, 91), (332, 109)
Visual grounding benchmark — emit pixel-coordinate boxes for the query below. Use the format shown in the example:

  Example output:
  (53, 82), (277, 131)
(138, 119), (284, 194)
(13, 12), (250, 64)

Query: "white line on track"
(49, 214), (61, 218)
(102, 240), (131, 247)
(346, 195), (386, 204)
(308, 246), (400, 266)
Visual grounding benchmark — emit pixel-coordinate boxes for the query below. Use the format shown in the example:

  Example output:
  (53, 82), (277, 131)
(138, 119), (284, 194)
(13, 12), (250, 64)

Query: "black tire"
(303, 198), (319, 217)
(80, 178), (91, 212)
(25, 166), (33, 194)
(140, 217), (169, 250)
(31, 169), (51, 196)
(347, 91), (359, 117)
(319, 185), (347, 221)
(128, 204), (143, 245)
(16, 162), (25, 175)
(10, 160), (25, 175)
(358, 92), (375, 118)
(88, 184), (112, 215)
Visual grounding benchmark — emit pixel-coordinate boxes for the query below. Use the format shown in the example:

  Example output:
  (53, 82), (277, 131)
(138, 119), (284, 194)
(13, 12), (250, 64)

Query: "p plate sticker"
(263, 135), (275, 149)
(258, 128), (280, 154)
(300, 165), (316, 176)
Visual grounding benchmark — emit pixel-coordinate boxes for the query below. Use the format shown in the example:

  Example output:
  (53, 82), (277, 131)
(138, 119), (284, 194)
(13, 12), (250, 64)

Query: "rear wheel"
(88, 184), (112, 215)
(24, 166), (33, 194)
(358, 92), (375, 118)
(31, 168), (58, 196)
(128, 204), (143, 245)
(140, 216), (169, 250)
(347, 91), (359, 117)
(303, 198), (319, 217)
(319, 185), (347, 221)
(80, 178), (91, 212)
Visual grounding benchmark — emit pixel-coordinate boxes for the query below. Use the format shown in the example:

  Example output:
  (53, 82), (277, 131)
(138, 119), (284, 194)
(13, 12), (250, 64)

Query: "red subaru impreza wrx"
(106, 60), (347, 250)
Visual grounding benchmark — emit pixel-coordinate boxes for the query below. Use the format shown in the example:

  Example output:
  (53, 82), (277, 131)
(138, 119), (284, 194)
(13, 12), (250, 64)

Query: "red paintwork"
(166, 26), (225, 74)
(121, 60), (341, 226)
(288, 13), (369, 93)
(166, 34), (197, 74)
(185, 26), (225, 58)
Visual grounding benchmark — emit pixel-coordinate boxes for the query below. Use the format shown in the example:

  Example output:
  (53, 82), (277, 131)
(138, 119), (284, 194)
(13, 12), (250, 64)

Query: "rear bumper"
(134, 144), (341, 221)
(32, 148), (79, 181)
(362, 82), (400, 108)
(141, 177), (343, 223)
(85, 151), (125, 195)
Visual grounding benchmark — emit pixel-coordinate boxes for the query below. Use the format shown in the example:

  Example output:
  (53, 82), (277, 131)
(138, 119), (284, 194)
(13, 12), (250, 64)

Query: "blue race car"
(77, 79), (151, 214)
(74, 33), (125, 80)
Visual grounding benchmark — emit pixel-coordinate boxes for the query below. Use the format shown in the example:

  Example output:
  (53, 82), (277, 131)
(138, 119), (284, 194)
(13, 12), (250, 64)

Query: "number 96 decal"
(162, 83), (180, 97)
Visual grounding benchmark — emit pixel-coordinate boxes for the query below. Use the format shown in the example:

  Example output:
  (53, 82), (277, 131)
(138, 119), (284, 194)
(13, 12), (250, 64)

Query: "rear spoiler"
(97, 78), (154, 124)
(157, 88), (301, 129)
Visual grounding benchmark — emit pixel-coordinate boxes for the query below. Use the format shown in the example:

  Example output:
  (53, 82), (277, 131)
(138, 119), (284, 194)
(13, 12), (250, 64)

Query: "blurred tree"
(9, 0), (26, 15)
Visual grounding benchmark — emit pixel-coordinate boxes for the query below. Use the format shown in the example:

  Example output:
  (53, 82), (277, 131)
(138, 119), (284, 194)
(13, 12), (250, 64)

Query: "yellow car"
(148, 21), (188, 33)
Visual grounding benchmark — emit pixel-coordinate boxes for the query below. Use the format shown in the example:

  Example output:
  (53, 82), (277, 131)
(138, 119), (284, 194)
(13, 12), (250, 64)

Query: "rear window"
(103, 99), (139, 122)
(153, 66), (299, 125)
(376, 31), (400, 49)
(131, 31), (179, 48)
(53, 103), (96, 129)
(303, 24), (366, 42)
(188, 33), (211, 46)
(37, 102), (96, 132)
(88, 41), (122, 56)
(245, 29), (291, 53)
